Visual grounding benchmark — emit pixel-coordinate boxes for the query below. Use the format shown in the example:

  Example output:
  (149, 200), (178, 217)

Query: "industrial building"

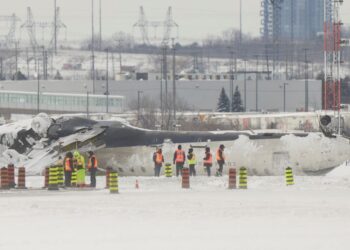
(0, 80), (322, 113)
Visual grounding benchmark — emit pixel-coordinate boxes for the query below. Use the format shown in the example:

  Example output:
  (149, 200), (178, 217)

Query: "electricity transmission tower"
(133, 6), (179, 46)
(21, 6), (67, 51)
(0, 14), (20, 48)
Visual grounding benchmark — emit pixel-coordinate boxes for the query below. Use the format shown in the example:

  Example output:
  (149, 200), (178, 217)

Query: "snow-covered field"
(1, 165), (350, 250)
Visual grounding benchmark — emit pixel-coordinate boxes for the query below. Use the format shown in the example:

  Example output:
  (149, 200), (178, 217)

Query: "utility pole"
(254, 55), (259, 111)
(244, 56), (247, 112)
(99, 0), (102, 50)
(26, 48), (29, 79)
(84, 84), (89, 118)
(265, 44), (270, 80)
(172, 38), (176, 127)
(282, 82), (288, 112)
(137, 90), (143, 123)
(229, 48), (234, 112)
(87, 91), (90, 119)
(234, 51), (238, 80)
(160, 50), (163, 126)
(37, 62), (40, 114)
(54, 0), (57, 54)
(0, 57), (3, 80)
(116, 39), (123, 73)
(105, 48), (109, 113)
(304, 48), (309, 112)
(239, 0), (242, 49)
(111, 52), (115, 80)
(91, 0), (96, 94)
(15, 41), (18, 80)
(285, 55), (288, 80)
(34, 47), (37, 74)
(163, 45), (168, 112)
(42, 48), (48, 80)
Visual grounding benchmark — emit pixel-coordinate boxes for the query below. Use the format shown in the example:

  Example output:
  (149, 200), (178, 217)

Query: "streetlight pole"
(163, 45), (168, 112)
(84, 84), (90, 118)
(172, 38), (176, 127)
(304, 48), (309, 112)
(282, 82), (288, 112)
(37, 63), (40, 114)
(54, 0), (57, 55)
(91, 0), (95, 94)
(254, 55), (259, 112)
(105, 48), (109, 113)
(229, 48), (234, 112)
(244, 56), (247, 112)
(160, 50), (163, 118)
(137, 90), (143, 122)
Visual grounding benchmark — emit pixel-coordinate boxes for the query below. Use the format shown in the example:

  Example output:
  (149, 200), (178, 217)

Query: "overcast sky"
(2, 0), (350, 43)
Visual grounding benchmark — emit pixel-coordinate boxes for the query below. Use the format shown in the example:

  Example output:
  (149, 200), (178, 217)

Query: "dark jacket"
(217, 149), (225, 165)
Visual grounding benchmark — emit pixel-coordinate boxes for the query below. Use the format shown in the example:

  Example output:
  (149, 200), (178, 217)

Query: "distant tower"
(99, 0), (102, 50)
(0, 14), (20, 48)
(133, 6), (179, 46)
(262, 0), (325, 41)
(21, 6), (66, 51)
(323, 0), (342, 111)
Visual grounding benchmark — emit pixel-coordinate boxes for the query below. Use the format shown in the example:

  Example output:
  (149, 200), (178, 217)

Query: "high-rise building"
(261, 0), (324, 41)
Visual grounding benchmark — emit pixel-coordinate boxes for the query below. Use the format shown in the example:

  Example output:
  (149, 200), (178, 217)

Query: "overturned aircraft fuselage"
(1, 114), (349, 176)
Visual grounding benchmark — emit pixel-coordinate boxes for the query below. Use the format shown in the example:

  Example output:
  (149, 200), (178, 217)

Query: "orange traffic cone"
(135, 179), (139, 189)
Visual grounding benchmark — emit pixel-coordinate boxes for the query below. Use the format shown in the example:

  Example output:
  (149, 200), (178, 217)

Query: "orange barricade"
(0, 167), (9, 189)
(17, 167), (26, 189)
(228, 168), (236, 189)
(182, 168), (190, 189)
(7, 164), (15, 188)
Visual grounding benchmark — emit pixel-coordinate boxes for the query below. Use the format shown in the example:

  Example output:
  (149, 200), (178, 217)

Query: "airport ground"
(1, 168), (350, 250)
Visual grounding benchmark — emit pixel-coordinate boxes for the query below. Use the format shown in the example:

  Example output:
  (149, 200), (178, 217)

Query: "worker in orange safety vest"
(216, 144), (225, 176)
(203, 147), (213, 177)
(87, 151), (98, 187)
(173, 145), (186, 177)
(153, 148), (164, 177)
(64, 152), (74, 187)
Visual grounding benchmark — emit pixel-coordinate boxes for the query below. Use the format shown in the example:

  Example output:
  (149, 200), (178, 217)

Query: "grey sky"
(2, 0), (350, 43)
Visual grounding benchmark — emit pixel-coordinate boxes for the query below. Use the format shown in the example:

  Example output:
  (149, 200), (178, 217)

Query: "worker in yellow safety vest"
(187, 147), (197, 176)
(153, 148), (164, 177)
(173, 145), (186, 177)
(203, 147), (213, 177)
(73, 151), (85, 187)
(87, 151), (98, 187)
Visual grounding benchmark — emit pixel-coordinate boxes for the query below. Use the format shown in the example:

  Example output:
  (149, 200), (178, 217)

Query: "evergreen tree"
(217, 87), (230, 112)
(12, 71), (27, 80)
(232, 86), (244, 112)
(54, 70), (63, 80)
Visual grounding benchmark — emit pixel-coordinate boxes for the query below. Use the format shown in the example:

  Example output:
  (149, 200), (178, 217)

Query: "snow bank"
(327, 162), (350, 177)
(1, 176), (350, 250)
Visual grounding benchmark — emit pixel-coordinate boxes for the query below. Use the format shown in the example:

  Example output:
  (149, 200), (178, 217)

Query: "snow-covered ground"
(1, 164), (350, 250)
